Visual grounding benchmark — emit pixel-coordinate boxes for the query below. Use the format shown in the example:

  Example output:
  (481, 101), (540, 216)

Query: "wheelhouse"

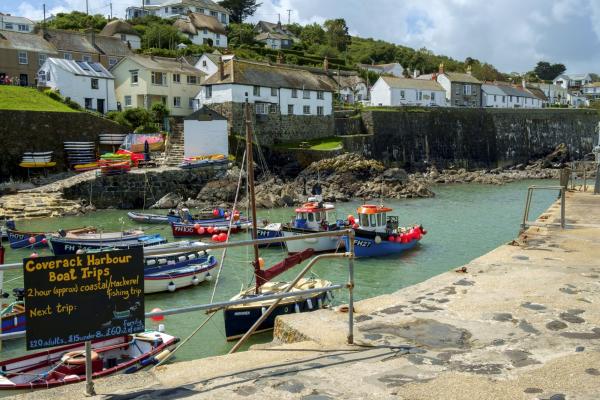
(356, 204), (397, 232)
(293, 198), (335, 230)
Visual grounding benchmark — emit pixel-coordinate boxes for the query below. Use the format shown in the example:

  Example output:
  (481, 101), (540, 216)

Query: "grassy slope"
(0, 86), (77, 112)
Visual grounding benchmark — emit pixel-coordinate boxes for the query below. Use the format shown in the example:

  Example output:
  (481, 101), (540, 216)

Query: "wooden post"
(85, 341), (95, 396)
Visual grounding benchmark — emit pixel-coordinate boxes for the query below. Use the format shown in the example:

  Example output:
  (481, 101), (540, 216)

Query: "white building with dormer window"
(0, 13), (35, 34)
(126, 0), (230, 26)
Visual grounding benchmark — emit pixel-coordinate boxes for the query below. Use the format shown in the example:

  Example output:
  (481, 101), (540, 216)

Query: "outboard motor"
(58, 229), (67, 237)
(13, 288), (25, 302)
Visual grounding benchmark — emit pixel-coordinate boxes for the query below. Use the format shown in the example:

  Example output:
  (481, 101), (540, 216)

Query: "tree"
(227, 23), (257, 47)
(143, 23), (186, 49)
(323, 19), (351, 52)
(534, 61), (566, 81)
(44, 11), (107, 31)
(300, 23), (326, 46)
(218, 0), (261, 23)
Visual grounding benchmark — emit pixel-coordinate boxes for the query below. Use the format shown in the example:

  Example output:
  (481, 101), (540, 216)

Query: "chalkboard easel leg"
(85, 341), (96, 396)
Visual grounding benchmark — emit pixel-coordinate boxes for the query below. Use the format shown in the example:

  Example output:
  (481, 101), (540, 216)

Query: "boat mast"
(244, 99), (261, 294)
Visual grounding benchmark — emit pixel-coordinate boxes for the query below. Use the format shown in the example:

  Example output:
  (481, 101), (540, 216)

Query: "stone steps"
(0, 192), (83, 220)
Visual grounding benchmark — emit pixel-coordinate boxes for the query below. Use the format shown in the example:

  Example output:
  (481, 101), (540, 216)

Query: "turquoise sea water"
(0, 180), (558, 362)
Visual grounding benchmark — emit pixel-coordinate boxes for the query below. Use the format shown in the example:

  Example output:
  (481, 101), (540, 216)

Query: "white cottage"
(553, 73), (592, 90)
(183, 106), (228, 157)
(126, 0), (230, 26)
(482, 83), (542, 108)
(196, 59), (335, 117)
(370, 76), (446, 107)
(37, 58), (117, 113)
(331, 71), (368, 104)
(194, 52), (233, 77)
(357, 62), (404, 78)
(173, 12), (227, 47)
(99, 20), (141, 50)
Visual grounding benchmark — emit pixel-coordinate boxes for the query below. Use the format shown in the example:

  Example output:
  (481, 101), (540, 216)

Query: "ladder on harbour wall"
(568, 161), (599, 193)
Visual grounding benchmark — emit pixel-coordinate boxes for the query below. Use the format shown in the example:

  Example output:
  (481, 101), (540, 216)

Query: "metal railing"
(0, 229), (356, 348)
(569, 161), (599, 192)
(521, 185), (565, 232)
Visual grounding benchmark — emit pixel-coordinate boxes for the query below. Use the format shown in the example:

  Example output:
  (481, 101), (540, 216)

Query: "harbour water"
(0, 180), (557, 362)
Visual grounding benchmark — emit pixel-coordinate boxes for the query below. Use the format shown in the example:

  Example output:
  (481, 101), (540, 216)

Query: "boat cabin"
(293, 197), (335, 230)
(356, 204), (398, 233)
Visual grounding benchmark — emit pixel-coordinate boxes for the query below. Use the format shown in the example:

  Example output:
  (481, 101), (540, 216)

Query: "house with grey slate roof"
(434, 64), (482, 107)
(370, 76), (446, 107)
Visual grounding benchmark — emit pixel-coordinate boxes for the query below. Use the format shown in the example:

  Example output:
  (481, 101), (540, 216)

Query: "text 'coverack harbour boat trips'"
(0, 331), (178, 393)
(223, 100), (334, 341)
(343, 204), (426, 258)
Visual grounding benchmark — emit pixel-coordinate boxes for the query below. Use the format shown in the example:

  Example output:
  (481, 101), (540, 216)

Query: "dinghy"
(144, 255), (217, 294)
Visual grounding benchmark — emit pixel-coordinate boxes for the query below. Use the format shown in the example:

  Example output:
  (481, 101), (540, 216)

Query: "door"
(19, 74), (28, 86)
(97, 99), (105, 114)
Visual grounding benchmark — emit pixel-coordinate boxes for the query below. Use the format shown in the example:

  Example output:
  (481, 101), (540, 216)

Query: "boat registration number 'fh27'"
(354, 240), (372, 248)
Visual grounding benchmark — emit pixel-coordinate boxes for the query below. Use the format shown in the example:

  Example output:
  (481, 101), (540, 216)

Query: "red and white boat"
(0, 331), (178, 394)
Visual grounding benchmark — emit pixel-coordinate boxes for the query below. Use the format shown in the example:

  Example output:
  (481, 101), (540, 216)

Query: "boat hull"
(144, 257), (217, 294)
(281, 228), (344, 254)
(1, 311), (25, 334)
(343, 235), (419, 258)
(224, 291), (330, 340)
(256, 223), (284, 248)
(50, 235), (167, 255)
(171, 221), (251, 237)
(7, 230), (47, 250)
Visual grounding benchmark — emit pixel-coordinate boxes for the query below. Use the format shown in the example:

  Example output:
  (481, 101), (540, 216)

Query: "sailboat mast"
(244, 99), (261, 293)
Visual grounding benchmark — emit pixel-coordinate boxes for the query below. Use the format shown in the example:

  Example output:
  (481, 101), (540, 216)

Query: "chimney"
(85, 28), (96, 47)
(466, 65), (472, 75)
(438, 63), (444, 74)
(218, 58), (224, 80)
(276, 53), (283, 64)
(323, 57), (329, 72)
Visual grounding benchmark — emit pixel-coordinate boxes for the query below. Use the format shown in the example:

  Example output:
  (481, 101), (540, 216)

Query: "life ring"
(61, 350), (99, 365)
(374, 235), (382, 244)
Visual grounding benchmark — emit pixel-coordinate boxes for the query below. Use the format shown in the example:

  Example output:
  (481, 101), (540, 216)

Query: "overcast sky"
(6, 0), (599, 74)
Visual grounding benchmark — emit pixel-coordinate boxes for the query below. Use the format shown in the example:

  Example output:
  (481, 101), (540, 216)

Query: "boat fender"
(188, 254), (196, 260)
(124, 365), (139, 374)
(178, 256), (186, 262)
(374, 236), (382, 244)
(158, 258), (167, 265)
(192, 276), (200, 285)
(294, 303), (300, 313)
(167, 282), (176, 292)
(61, 350), (99, 365)
(307, 298), (313, 310)
(318, 298), (323, 309)
(205, 273), (213, 282)
(261, 307), (267, 315)
(147, 259), (157, 266)
(154, 349), (171, 362)
(140, 356), (158, 367)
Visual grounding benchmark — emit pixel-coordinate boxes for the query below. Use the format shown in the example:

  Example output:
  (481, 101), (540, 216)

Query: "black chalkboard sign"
(23, 248), (145, 350)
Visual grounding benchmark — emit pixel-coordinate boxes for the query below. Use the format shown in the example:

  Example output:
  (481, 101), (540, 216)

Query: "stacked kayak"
(179, 154), (228, 169)
(64, 142), (96, 170)
(19, 151), (55, 168)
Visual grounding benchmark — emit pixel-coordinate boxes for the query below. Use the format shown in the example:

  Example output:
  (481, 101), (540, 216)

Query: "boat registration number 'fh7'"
(353, 240), (372, 248)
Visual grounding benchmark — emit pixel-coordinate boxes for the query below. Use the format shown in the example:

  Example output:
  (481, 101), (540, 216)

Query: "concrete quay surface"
(10, 190), (600, 400)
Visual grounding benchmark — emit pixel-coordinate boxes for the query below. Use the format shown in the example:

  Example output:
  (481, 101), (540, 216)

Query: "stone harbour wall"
(208, 102), (334, 145)
(0, 110), (128, 180)
(358, 108), (599, 169)
(62, 165), (226, 209)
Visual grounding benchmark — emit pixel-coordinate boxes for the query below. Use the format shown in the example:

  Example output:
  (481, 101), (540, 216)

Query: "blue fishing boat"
(343, 204), (426, 258)
(7, 229), (47, 249)
(256, 223), (284, 248)
(144, 248), (211, 275)
(1, 301), (26, 334)
(128, 208), (242, 225)
(50, 233), (167, 255)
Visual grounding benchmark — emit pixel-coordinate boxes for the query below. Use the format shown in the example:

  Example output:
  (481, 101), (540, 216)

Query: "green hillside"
(0, 86), (78, 112)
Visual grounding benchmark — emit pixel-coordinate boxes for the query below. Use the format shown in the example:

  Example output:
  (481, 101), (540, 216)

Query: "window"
(108, 58), (117, 67)
(38, 53), (47, 66)
(509, 95), (513, 102)
(431, 92), (436, 101)
(216, 40), (220, 46)
(164, 7), (168, 12)
(64, 52), (72, 60)
(202, 60), (207, 67)
(18, 24), (29, 32)
(221, 14), (227, 23)
(120, 34), (127, 41)
(196, 7), (204, 13)
(376, 213), (382, 226)
(83, 55), (92, 62)
(493, 95), (497, 102)
(152, 71), (166, 85)
(291, 88), (298, 98)
(91, 78), (99, 89)
(287, 104), (294, 114)
(45, 71), (51, 81)
(303, 90), (310, 99)
(317, 106), (324, 116)
(203, 28), (208, 34)
(210, 10), (218, 17)
(271, 87), (277, 96)
(255, 103), (269, 114)
(455, 86), (460, 95)
(502, 95), (506, 102)
(359, 214), (368, 227)
(4, 23), (13, 30)
(173, 73), (181, 83)
(303, 105), (310, 114)
(216, 33), (220, 39)
(189, 97), (195, 108)
(417, 91), (423, 101)
(317, 90), (324, 100)
(253, 85), (260, 96)
(400, 90), (405, 99)
(130, 70), (139, 84)
(173, 96), (181, 107)
(308, 213), (314, 222)
(84, 98), (93, 109)
(124, 95), (132, 107)
(463, 84), (472, 95)
(187, 75), (197, 85)
(18, 51), (28, 65)
(370, 214), (376, 227)
(205, 85), (212, 98)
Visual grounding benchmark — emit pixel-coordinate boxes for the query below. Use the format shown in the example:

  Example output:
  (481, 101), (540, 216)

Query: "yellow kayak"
(19, 161), (56, 168)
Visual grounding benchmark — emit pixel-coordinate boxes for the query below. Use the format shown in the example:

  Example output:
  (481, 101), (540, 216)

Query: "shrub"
(64, 97), (82, 110)
(44, 89), (63, 102)
(151, 102), (170, 123)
